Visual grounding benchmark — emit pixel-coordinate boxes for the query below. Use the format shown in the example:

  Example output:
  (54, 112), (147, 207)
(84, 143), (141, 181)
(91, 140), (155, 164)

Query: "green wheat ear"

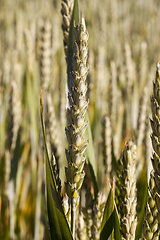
(65, 15), (89, 238)
(119, 141), (137, 240)
(143, 171), (159, 239)
(150, 61), (160, 232)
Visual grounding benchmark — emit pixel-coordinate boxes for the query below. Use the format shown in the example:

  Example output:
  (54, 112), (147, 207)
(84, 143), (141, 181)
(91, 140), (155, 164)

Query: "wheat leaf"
(40, 92), (73, 240)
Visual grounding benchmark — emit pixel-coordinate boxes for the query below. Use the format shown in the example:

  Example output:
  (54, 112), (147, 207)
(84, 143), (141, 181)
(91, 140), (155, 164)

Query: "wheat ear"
(83, 188), (93, 240)
(150, 62), (160, 231)
(38, 19), (52, 90)
(65, 16), (89, 239)
(143, 172), (159, 239)
(102, 115), (112, 177)
(92, 192), (106, 240)
(61, 0), (74, 58)
(77, 212), (86, 240)
(119, 141), (137, 240)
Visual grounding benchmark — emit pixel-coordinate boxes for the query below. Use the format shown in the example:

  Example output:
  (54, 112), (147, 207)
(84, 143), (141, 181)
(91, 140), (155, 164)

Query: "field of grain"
(1, 0), (160, 239)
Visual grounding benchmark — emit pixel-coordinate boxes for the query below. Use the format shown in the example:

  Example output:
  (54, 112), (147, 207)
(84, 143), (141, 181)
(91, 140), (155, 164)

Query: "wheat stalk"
(24, 22), (36, 72)
(139, 42), (148, 94)
(137, 86), (149, 147)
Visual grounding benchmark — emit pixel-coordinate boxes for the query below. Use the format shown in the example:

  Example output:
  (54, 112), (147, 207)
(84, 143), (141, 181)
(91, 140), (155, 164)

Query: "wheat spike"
(92, 192), (106, 240)
(7, 80), (21, 152)
(119, 141), (137, 240)
(143, 172), (159, 239)
(65, 16), (89, 238)
(61, 0), (74, 58)
(102, 115), (112, 177)
(109, 61), (118, 130)
(38, 19), (52, 90)
(83, 188), (93, 240)
(150, 62), (160, 231)
(77, 212), (86, 240)
(45, 93), (61, 165)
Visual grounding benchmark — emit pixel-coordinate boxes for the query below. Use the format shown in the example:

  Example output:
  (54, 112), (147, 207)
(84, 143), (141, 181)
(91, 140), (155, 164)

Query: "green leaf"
(85, 111), (97, 179)
(40, 92), (73, 240)
(100, 185), (114, 240)
(87, 158), (98, 199)
(113, 203), (121, 240)
(67, 0), (79, 93)
(25, 70), (38, 145)
(135, 164), (148, 240)
(111, 143), (119, 173)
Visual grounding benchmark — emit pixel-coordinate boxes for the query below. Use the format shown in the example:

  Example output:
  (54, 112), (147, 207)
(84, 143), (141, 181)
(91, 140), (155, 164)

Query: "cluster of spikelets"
(119, 142), (137, 240)
(150, 62), (160, 233)
(102, 115), (112, 177)
(61, 0), (74, 58)
(143, 172), (159, 239)
(38, 19), (52, 90)
(65, 17), (89, 228)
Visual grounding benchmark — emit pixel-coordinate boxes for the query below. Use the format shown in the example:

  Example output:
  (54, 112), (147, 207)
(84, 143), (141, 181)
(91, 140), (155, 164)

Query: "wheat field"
(1, 0), (160, 239)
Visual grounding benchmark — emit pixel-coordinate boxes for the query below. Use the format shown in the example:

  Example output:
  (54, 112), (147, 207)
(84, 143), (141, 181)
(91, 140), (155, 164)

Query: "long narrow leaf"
(113, 203), (121, 240)
(40, 92), (73, 240)
(87, 158), (98, 199)
(85, 113), (97, 177)
(135, 164), (148, 240)
(100, 185), (114, 240)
